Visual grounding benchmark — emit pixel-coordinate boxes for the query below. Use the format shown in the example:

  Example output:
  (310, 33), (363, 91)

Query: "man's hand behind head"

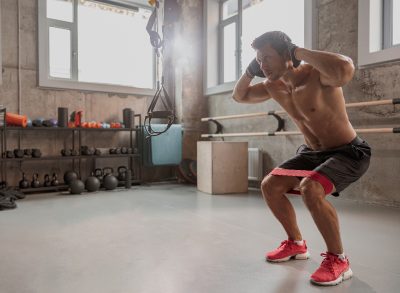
(287, 43), (301, 68)
(246, 58), (265, 78)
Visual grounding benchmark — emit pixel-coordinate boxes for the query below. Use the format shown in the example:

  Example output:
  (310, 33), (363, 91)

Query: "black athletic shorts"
(270, 136), (371, 196)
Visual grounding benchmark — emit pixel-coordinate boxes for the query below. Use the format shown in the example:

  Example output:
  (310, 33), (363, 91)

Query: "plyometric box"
(197, 141), (248, 194)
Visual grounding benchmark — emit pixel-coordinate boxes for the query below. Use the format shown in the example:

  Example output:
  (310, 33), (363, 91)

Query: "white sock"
(294, 240), (304, 246)
(336, 253), (346, 260)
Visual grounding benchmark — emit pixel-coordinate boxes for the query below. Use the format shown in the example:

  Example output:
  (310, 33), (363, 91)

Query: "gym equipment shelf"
(0, 154), (141, 162)
(0, 108), (143, 193)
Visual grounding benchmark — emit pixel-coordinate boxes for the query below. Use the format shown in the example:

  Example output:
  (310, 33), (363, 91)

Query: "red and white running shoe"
(310, 252), (353, 286)
(266, 240), (310, 262)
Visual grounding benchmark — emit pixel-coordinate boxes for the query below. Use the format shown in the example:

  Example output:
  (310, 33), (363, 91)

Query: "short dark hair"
(251, 31), (292, 58)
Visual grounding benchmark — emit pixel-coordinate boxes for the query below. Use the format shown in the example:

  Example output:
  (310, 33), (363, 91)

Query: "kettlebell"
(85, 173), (101, 192)
(19, 173), (30, 189)
(0, 180), (7, 190)
(44, 174), (51, 187)
(32, 149), (42, 158)
(14, 149), (24, 158)
(69, 179), (85, 195)
(31, 173), (40, 188)
(51, 173), (59, 186)
(94, 168), (103, 181)
(24, 149), (32, 157)
(61, 149), (72, 156)
(117, 166), (127, 181)
(103, 167), (118, 190)
(64, 170), (78, 185)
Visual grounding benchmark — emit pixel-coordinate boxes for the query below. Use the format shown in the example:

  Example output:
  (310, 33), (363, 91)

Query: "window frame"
(38, 0), (156, 95)
(0, 2), (2, 85)
(203, 0), (318, 96)
(358, 0), (400, 67)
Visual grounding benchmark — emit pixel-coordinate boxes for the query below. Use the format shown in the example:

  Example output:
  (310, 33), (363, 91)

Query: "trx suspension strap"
(145, 0), (175, 137)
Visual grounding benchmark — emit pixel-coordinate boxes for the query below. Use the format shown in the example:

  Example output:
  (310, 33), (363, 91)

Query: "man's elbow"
(338, 58), (355, 85)
(232, 93), (247, 103)
(329, 59), (355, 87)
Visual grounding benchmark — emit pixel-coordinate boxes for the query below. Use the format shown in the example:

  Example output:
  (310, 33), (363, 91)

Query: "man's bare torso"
(266, 64), (357, 150)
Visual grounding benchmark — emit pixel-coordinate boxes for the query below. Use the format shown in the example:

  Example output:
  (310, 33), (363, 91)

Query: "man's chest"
(270, 82), (325, 121)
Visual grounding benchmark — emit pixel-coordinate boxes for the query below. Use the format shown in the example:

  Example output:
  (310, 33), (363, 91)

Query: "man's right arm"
(232, 74), (271, 104)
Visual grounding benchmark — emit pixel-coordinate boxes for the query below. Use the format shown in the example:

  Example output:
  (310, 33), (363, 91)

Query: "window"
(0, 2), (2, 85)
(38, 0), (155, 95)
(358, 0), (400, 67)
(204, 0), (317, 95)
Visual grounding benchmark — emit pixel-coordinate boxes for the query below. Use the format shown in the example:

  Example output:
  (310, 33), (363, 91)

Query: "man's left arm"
(294, 48), (355, 87)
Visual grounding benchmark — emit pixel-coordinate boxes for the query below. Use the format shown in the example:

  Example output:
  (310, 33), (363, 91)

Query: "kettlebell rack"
(0, 108), (143, 193)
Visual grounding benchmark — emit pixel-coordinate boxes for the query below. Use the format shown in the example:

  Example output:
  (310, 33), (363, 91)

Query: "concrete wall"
(206, 0), (400, 206)
(0, 0), (172, 186)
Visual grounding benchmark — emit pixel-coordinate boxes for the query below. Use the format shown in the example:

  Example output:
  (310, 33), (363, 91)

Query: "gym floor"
(0, 184), (399, 293)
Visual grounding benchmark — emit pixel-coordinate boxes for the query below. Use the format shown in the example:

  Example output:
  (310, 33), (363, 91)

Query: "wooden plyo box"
(197, 141), (248, 194)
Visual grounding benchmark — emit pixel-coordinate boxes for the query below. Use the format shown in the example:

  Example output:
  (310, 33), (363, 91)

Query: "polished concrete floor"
(0, 184), (399, 293)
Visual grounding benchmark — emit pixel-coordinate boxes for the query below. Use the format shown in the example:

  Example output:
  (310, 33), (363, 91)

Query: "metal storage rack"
(0, 107), (142, 193)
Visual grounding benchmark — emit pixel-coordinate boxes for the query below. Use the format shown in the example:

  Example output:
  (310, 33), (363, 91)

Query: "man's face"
(256, 44), (289, 80)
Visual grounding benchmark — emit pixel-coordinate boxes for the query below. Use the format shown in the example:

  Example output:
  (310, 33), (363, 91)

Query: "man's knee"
(299, 178), (325, 208)
(261, 175), (291, 200)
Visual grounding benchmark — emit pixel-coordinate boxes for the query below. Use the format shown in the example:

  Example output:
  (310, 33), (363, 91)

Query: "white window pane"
(369, 0), (382, 52)
(223, 23), (236, 83)
(49, 27), (71, 78)
(241, 0), (304, 72)
(47, 0), (73, 22)
(78, 1), (153, 88)
(222, 0), (238, 20)
(393, 0), (400, 45)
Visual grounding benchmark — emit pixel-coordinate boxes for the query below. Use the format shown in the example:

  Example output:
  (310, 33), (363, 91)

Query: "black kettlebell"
(85, 173), (101, 192)
(69, 179), (85, 195)
(31, 173), (40, 188)
(51, 173), (59, 186)
(19, 173), (30, 189)
(103, 167), (118, 190)
(14, 149), (24, 158)
(71, 149), (79, 156)
(32, 149), (42, 158)
(64, 170), (78, 185)
(44, 174), (51, 187)
(0, 181), (7, 190)
(117, 166), (127, 181)
(24, 149), (33, 157)
(61, 149), (71, 156)
(94, 168), (103, 181)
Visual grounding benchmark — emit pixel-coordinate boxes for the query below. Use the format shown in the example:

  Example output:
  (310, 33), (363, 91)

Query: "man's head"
(251, 31), (299, 80)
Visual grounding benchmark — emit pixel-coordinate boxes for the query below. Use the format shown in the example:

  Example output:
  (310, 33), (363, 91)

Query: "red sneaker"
(266, 240), (310, 262)
(310, 252), (353, 286)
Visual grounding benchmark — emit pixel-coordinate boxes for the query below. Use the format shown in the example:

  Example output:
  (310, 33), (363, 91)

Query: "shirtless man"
(233, 31), (371, 286)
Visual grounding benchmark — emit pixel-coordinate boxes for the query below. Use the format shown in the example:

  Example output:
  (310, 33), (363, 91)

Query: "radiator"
(248, 148), (263, 181)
